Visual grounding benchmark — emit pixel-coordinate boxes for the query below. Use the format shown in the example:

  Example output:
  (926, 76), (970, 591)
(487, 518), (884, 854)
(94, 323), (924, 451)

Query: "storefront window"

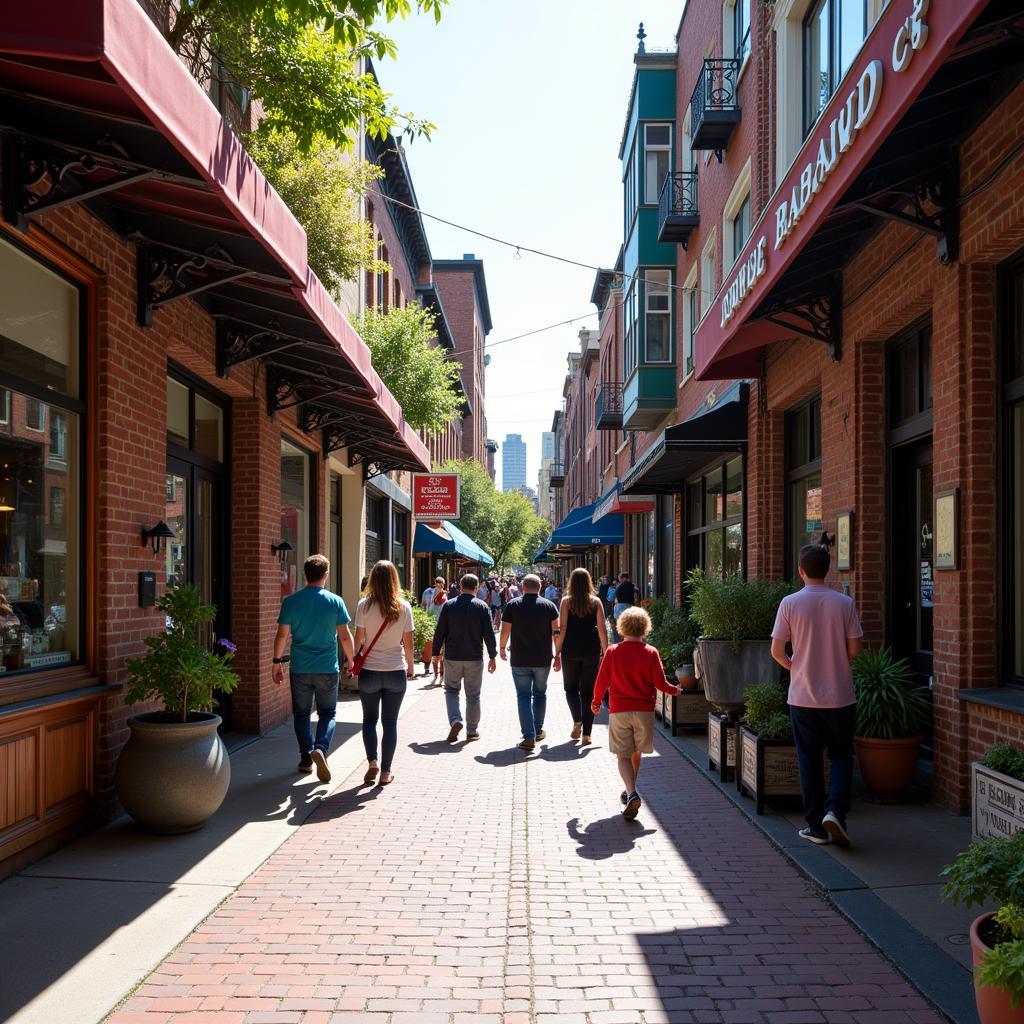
(0, 238), (82, 678)
(1002, 259), (1024, 685)
(685, 457), (744, 578)
(786, 396), (823, 579)
(646, 510), (656, 598)
(280, 438), (311, 596)
(365, 492), (386, 573)
(392, 508), (408, 586)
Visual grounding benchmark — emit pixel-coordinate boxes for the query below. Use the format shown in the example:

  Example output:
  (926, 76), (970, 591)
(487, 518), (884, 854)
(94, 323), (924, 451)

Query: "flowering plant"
(126, 585), (240, 722)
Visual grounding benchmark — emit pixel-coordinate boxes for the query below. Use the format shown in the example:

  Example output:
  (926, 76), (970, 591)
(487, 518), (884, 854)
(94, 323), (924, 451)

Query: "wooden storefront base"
(708, 711), (738, 782)
(736, 726), (830, 815)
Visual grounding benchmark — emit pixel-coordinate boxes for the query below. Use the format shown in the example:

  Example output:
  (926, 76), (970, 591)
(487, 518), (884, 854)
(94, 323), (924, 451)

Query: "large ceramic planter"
(697, 638), (781, 714)
(970, 912), (1024, 1024)
(115, 712), (230, 834)
(854, 734), (922, 798)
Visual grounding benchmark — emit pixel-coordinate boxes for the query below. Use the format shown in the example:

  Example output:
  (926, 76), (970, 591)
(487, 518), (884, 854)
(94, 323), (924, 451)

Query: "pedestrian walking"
(553, 567), (608, 746)
(273, 554), (355, 782)
(610, 571), (636, 641)
(591, 606), (679, 820)
(421, 576), (448, 686)
(351, 560), (416, 787)
(543, 578), (559, 603)
(597, 574), (613, 617)
(490, 576), (507, 630)
(771, 544), (863, 846)
(432, 573), (497, 742)
(500, 574), (559, 751)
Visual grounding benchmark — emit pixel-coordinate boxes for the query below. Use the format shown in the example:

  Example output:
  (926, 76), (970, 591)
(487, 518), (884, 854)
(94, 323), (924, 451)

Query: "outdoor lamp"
(141, 520), (176, 555)
(271, 540), (294, 560)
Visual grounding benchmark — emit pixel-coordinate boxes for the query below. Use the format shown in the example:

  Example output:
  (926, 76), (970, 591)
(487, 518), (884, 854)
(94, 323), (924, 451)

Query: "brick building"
(0, 0), (440, 875)
(549, 0), (1024, 811)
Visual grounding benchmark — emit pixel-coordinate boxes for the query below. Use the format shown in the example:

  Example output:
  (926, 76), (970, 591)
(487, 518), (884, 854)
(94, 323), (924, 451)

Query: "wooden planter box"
(662, 688), (712, 734)
(736, 727), (832, 814)
(971, 762), (1024, 840)
(708, 711), (738, 781)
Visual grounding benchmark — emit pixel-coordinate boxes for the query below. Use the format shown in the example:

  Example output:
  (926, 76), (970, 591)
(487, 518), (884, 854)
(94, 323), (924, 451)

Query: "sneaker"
(446, 722), (463, 743)
(823, 812), (850, 847)
(310, 749), (331, 783)
(623, 793), (642, 821)
(799, 826), (830, 845)
(466, 732), (480, 741)
(297, 754), (314, 774)
(571, 722), (583, 740)
(536, 729), (546, 741)
(518, 738), (536, 751)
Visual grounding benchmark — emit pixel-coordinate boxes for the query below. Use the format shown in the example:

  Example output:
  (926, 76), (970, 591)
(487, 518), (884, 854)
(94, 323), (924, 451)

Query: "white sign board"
(972, 763), (1024, 841)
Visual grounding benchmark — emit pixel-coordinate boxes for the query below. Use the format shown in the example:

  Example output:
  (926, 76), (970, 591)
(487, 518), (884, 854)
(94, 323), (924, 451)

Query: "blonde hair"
(365, 560), (403, 624)
(616, 607), (652, 639)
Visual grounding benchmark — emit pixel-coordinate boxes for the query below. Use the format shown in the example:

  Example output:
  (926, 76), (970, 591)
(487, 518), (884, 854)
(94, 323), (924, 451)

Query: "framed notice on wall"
(934, 489), (959, 570)
(835, 511), (853, 571)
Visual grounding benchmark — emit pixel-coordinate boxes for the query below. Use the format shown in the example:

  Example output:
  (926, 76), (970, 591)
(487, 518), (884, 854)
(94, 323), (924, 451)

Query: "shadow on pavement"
(473, 745), (529, 767)
(409, 738), (469, 755)
(537, 739), (598, 762)
(566, 815), (658, 859)
(308, 781), (385, 821)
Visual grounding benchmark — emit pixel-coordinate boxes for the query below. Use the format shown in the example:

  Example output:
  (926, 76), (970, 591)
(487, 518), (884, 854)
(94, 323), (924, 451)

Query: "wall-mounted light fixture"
(271, 540), (294, 560)
(817, 530), (835, 552)
(141, 520), (176, 555)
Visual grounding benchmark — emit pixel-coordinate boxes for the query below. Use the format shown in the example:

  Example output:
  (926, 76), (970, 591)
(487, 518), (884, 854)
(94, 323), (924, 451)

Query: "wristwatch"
(272, 656), (290, 664)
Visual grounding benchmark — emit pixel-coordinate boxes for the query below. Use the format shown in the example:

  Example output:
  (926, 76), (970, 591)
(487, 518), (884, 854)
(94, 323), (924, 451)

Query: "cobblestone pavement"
(107, 662), (946, 1024)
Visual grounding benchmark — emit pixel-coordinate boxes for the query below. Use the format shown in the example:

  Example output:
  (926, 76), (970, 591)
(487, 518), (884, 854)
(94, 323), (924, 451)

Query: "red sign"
(695, 0), (986, 380)
(412, 474), (461, 521)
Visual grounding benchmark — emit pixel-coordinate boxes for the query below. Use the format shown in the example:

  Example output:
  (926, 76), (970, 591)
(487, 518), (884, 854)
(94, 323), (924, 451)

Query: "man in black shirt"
(433, 573), (497, 742)
(611, 571), (637, 643)
(500, 574), (559, 751)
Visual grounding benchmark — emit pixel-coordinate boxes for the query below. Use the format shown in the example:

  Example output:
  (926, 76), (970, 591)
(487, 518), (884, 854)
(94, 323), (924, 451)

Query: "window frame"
(25, 397), (45, 432)
(733, 0), (751, 64)
(784, 394), (823, 579)
(643, 268), (674, 365)
(802, 0), (868, 136)
(642, 123), (672, 206)
(681, 266), (700, 381)
(685, 455), (745, 579)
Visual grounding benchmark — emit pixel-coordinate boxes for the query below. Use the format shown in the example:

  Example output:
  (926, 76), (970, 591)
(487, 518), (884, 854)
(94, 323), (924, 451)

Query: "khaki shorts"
(608, 711), (655, 755)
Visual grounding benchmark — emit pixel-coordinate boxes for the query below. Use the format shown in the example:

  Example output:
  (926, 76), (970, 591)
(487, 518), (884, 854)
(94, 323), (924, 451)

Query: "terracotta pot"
(854, 734), (922, 797)
(675, 665), (698, 691)
(421, 639), (433, 667)
(970, 912), (1024, 1024)
(115, 712), (230, 834)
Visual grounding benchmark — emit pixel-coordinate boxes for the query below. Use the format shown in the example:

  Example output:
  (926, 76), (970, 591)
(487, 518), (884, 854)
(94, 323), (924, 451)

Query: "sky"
(379, 1), (683, 490)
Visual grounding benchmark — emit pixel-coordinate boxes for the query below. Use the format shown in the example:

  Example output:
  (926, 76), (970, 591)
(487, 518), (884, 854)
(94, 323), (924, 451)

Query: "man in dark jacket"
(433, 573), (497, 743)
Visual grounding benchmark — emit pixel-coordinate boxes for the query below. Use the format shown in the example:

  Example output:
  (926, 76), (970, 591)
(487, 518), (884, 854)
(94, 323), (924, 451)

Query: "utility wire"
(485, 311), (599, 349)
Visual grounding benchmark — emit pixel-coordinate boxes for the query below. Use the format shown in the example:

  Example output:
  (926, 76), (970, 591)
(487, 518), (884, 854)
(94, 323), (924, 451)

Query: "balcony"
(690, 57), (741, 158)
(549, 462), (565, 488)
(595, 382), (623, 430)
(657, 171), (699, 247)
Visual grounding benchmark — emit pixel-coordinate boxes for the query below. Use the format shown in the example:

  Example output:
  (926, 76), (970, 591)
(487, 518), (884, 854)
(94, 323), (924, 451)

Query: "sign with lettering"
(412, 473), (460, 521)
(972, 763), (1024, 841)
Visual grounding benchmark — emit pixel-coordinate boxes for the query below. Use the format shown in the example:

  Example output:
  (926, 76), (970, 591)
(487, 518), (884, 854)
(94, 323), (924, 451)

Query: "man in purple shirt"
(771, 544), (863, 847)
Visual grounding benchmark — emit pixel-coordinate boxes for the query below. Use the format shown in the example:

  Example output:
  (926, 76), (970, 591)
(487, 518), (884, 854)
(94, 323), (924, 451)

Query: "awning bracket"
(758, 279), (842, 362)
(1, 133), (156, 231)
(850, 153), (959, 265)
(215, 318), (308, 377)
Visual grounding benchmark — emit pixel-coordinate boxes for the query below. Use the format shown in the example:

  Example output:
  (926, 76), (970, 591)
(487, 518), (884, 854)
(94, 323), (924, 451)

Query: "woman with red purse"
(351, 560), (415, 786)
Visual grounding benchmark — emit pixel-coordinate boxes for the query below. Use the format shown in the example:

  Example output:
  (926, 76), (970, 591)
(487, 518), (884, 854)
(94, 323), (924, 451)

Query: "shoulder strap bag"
(350, 614), (390, 677)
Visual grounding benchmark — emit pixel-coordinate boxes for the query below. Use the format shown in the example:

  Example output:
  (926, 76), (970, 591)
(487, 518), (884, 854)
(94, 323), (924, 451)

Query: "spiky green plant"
(851, 647), (930, 739)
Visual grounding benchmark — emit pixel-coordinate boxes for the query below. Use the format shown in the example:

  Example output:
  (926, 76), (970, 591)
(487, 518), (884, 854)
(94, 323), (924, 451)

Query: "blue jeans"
(290, 672), (339, 756)
(789, 703), (856, 829)
(358, 669), (407, 772)
(511, 666), (549, 741)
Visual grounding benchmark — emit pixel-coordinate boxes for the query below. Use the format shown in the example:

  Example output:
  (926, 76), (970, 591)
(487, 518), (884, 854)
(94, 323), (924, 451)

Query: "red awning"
(593, 485), (656, 522)
(0, 0), (429, 471)
(694, 0), (990, 380)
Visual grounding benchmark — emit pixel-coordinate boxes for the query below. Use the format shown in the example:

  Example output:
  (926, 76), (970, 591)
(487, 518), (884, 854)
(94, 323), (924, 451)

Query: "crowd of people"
(275, 542), (863, 840)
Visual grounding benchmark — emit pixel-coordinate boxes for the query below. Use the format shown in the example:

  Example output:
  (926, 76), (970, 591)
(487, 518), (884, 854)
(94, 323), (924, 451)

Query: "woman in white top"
(352, 560), (415, 786)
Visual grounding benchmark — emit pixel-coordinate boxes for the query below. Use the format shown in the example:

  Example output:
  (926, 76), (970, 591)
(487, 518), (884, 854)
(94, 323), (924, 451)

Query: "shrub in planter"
(687, 570), (793, 713)
(852, 647), (930, 798)
(983, 744), (1024, 782)
(411, 605), (435, 668)
(649, 604), (698, 689)
(116, 585), (239, 833)
(942, 830), (1024, 1023)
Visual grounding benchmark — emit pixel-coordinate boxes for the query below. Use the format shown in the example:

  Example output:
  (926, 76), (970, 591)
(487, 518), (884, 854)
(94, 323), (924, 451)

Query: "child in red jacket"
(592, 606), (679, 820)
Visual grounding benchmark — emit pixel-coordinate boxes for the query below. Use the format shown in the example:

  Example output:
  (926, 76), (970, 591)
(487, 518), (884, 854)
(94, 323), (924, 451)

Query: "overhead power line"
(485, 311), (599, 349)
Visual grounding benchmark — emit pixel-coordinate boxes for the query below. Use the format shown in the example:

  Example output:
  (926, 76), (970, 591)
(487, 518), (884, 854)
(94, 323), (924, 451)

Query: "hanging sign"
(412, 473), (461, 521)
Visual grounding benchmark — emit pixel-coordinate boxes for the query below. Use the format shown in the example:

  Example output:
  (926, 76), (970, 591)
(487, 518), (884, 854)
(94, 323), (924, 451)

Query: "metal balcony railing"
(657, 171), (699, 247)
(549, 462), (565, 487)
(690, 57), (741, 157)
(595, 382), (623, 430)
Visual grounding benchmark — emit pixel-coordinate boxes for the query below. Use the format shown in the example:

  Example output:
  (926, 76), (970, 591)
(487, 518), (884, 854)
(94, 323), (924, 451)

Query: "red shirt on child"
(593, 641), (677, 713)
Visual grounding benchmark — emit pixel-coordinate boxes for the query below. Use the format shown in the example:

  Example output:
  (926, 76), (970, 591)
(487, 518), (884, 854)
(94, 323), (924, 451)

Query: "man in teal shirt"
(273, 553), (354, 782)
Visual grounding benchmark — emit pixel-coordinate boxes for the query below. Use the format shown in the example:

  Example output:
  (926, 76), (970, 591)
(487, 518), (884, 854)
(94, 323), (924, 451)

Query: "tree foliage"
(247, 127), (386, 293)
(353, 305), (464, 434)
(439, 459), (551, 571)
(164, 0), (448, 152)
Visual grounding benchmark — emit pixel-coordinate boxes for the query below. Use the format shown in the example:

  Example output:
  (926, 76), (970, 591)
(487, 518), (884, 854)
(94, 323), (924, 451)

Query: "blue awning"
(414, 521), (494, 566)
(549, 501), (624, 548)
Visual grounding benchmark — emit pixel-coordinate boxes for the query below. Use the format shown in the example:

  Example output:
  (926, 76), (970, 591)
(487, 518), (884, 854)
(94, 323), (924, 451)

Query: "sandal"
(363, 762), (379, 785)
(380, 771), (395, 785)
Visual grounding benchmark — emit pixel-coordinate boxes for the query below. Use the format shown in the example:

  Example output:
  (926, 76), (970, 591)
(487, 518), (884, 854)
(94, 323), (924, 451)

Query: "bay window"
(644, 124), (671, 205)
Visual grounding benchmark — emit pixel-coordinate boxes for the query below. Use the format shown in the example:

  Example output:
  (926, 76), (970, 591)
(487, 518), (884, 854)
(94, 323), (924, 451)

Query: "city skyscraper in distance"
(502, 433), (527, 492)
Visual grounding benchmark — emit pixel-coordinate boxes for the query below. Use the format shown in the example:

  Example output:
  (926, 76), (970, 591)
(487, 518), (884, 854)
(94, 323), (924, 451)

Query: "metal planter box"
(971, 762), (1024, 840)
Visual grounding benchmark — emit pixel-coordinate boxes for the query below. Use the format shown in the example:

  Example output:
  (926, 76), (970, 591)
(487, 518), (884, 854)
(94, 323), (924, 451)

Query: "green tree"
(247, 127), (386, 293)
(353, 305), (464, 433)
(164, 0), (448, 152)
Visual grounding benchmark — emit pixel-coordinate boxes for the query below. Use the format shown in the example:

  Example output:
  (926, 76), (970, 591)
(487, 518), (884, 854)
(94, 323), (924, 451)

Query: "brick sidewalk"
(107, 664), (946, 1024)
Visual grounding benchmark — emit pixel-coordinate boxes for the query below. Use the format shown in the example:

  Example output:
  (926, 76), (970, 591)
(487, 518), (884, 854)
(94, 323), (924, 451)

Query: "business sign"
(696, 0), (984, 378)
(972, 763), (1024, 841)
(412, 473), (460, 521)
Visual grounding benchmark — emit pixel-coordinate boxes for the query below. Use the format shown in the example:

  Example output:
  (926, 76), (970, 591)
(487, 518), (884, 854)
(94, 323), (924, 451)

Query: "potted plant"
(115, 585), (239, 834)
(411, 605), (435, 671)
(972, 743), (1024, 841)
(942, 830), (1024, 1024)
(851, 647), (930, 799)
(687, 569), (793, 714)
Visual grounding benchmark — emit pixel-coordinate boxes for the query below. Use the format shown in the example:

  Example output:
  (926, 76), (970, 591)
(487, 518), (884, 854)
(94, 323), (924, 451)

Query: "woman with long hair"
(553, 567), (608, 745)
(351, 560), (415, 785)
